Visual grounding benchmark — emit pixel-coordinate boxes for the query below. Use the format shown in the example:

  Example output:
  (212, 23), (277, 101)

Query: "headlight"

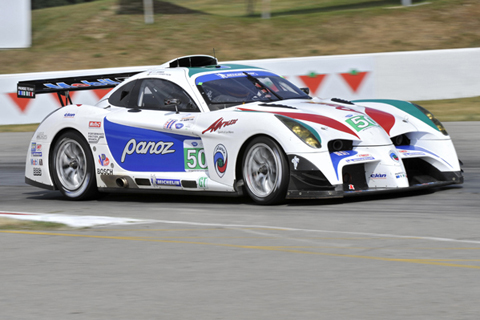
(412, 103), (448, 136)
(275, 115), (321, 148)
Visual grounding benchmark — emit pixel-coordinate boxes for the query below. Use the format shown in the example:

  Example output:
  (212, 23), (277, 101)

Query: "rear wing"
(17, 71), (143, 106)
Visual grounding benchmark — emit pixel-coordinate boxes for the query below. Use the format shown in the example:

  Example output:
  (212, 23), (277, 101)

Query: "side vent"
(181, 180), (197, 188)
(135, 178), (151, 186)
(328, 139), (353, 153)
(391, 134), (410, 146)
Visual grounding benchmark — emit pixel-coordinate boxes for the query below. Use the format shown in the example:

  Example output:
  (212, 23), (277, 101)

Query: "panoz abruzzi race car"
(18, 55), (463, 204)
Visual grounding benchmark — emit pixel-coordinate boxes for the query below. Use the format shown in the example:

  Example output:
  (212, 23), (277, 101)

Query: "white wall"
(375, 48), (480, 100)
(0, 0), (31, 48)
(1, 48), (479, 125)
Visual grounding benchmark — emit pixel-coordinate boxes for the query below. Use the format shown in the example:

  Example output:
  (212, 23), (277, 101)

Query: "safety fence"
(1, 47), (479, 125)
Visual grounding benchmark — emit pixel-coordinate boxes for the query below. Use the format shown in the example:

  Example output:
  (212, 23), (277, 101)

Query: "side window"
(108, 80), (137, 107)
(133, 78), (200, 112)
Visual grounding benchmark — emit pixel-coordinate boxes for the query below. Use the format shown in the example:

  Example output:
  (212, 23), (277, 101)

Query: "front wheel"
(242, 137), (289, 205)
(50, 131), (99, 200)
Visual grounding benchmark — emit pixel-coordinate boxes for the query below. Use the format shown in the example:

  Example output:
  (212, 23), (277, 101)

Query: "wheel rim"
(244, 143), (282, 198)
(55, 138), (87, 191)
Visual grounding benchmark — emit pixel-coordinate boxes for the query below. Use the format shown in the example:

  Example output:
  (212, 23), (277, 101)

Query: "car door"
(104, 77), (206, 175)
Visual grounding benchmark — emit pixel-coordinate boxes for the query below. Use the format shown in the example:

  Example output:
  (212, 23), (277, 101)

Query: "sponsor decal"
(180, 115), (196, 122)
(198, 177), (208, 189)
(184, 140), (208, 171)
(213, 144), (228, 178)
(345, 115), (377, 132)
(36, 132), (47, 140)
(298, 74), (327, 95)
(291, 156), (300, 170)
(150, 176), (181, 187)
(30, 142), (42, 157)
(88, 132), (105, 144)
(31, 159), (43, 166)
(370, 173), (387, 179)
(64, 113), (75, 118)
(175, 123), (184, 130)
(202, 118), (238, 134)
(216, 71), (258, 79)
(164, 119), (177, 129)
(399, 150), (426, 157)
(89, 121), (102, 128)
(348, 184), (355, 190)
(395, 172), (407, 179)
(43, 78), (121, 90)
(121, 139), (175, 163)
(33, 167), (42, 176)
(97, 168), (113, 175)
(390, 151), (400, 162)
(104, 119), (190, 172)
(340, 71), (369, 93)
(196, 71), (275, 85)
(98, 154), (110, 166)
(345, 155), (375, 163)
(17, 86), (35, 97)
(147, 70), (171, 76)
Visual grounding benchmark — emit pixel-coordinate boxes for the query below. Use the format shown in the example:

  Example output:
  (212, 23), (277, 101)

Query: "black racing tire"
(50, 131), (99, 200)
(242, 136), (289, 205)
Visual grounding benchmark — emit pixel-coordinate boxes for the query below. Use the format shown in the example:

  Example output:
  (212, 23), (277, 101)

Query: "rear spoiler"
(17, 71), (143, 106)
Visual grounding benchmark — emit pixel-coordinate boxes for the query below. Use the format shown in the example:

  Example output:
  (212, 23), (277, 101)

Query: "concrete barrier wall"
(1, 48), (479, 125)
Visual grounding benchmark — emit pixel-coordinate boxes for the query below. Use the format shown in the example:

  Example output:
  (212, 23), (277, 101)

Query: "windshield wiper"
(243, 72), (283, 101)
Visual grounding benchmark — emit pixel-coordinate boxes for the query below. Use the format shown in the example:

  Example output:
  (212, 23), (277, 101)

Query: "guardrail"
(1, 48), (479, 125)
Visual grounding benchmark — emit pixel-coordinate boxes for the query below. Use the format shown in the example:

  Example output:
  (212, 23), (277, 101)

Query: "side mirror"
(165, 98), (181, 114)
(300, 87), (310, 95)
(164, 98), (180, 106)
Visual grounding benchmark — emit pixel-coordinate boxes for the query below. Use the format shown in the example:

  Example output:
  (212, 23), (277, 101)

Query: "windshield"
(196, 71), (310, 110)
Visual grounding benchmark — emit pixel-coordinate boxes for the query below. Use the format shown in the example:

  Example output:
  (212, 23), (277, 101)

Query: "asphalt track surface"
(1, 122), (479, 320)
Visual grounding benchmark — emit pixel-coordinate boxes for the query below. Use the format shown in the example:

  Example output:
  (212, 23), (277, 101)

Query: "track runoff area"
(1, 122), (479, 319)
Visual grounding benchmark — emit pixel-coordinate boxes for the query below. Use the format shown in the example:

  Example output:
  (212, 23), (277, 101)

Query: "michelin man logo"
(291, 156), (300, 170)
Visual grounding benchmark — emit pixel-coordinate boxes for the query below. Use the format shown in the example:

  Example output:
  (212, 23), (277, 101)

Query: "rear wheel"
(242, 137), (289, 205)
(50, 131), (98, 200)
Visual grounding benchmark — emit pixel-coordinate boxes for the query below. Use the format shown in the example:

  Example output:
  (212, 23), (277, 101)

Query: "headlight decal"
(275, 115), (321, 149)
(354, 99), (445, 134)
(411, 103), (448, 135)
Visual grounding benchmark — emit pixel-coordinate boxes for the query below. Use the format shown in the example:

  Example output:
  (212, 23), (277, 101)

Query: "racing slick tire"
(50, 131), (99, 200)
(242, 136), (289, 205)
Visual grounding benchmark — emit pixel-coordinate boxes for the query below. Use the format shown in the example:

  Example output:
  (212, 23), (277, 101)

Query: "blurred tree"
(246, 0), (255, 16)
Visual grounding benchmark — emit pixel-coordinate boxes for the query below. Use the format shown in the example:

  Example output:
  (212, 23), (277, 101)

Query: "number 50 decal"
(185, 149), (208, 170)
(345, 115), (377, 132)
(184, 139), (208, 171)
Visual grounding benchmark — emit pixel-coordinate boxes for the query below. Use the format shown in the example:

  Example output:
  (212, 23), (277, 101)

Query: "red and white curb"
(0, 211), (158, 228)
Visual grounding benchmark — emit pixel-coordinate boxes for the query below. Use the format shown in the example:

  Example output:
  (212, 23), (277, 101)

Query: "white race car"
(18, 55), (463, 204)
